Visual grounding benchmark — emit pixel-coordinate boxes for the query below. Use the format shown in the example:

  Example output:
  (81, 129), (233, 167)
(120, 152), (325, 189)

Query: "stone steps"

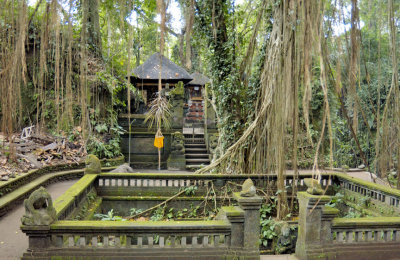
(185, 143), (206, 148)
(183, 101), (210, 170)
(185, 148), (208, 153)
(185, 153), (209, 158)
(186, 158), (211, 164)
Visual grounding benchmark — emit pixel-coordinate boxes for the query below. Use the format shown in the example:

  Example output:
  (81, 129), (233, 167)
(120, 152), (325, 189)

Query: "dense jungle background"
(0, 0), (399, 191)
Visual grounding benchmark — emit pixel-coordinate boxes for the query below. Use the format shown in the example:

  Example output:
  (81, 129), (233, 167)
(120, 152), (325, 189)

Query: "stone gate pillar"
(295, 192), (338, 260)
(233, 192), (262, 258)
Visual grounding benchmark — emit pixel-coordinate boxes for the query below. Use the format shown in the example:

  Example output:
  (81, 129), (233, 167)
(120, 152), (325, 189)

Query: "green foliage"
(86, 135), (122, 159)
(150, 207), (165, 221)
(148, 203), (202, 221)
(94, 209), (126, 221)
(343, 208), (362, 219)
(87, 121), (125, 159)
(183, 186), (198, 196)
(95, 123), (108, 134)
(194, 0), (245, 152)
(188, 204), (200, 218)
(326, 192), (344, 208)
(260, 216), (278, 247)
(259, 200), (277, 247)
(169, 81), (184, 97)
(176, 208), (188, 218)
(129, 208), (143, 216)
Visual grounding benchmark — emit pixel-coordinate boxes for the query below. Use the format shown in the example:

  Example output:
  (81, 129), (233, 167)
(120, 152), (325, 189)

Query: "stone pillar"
(295, 192), (338, 260)
(218, 206), (245, 249)
(233, 192), (262, 258)
(21, 226), (51, 249)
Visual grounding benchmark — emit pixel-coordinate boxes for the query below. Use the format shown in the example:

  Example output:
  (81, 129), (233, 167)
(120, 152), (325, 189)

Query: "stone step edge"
(0, 166), (116, 219)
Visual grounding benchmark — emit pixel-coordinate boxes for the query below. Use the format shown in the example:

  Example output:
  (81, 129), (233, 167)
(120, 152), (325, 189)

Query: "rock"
(17, 153), (42, 169)
(1, 176), (9, 181)
(304, 178), (324, 195)
(240, 178), (257, 197)
(109, 163), (134, 173)
(0, 157), (7, 165)
(21, 187), (57, 226)
(42, 142), (58, 151)
(358, 164), (365, 169)
(84, 154), (101, 174)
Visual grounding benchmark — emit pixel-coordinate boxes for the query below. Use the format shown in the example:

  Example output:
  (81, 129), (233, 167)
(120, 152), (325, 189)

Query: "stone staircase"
(183, 99), (210, 170)
(185, 138), (210, 170)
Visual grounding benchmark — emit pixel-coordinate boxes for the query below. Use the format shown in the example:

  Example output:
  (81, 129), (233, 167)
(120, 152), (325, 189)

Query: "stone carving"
(170, 132), (185, 155)
(109, 163), (134, 173)
(21, 187), (56, 226)
(167, 131), (186, 170)
(209, 133), (220, 162)
(84, 154), (101, 174)
(304, 178), (323, 195)
(240, 178), (257, 197)
(276, 222), (297, 254)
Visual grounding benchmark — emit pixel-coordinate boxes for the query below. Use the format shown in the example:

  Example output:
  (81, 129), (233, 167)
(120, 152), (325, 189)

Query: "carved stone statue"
(240, 178), (257, 197)
(209, 133), (220, 162)
(84, 154), (101, 174)
(21, 187), (57, 226)
(167, 131), (186, 170)
(304, 178), (324, 195)
(170, 132), (185, 155)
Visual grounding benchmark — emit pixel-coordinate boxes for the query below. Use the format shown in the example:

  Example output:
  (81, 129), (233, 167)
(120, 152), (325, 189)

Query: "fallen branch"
(127, 186), (193, 220)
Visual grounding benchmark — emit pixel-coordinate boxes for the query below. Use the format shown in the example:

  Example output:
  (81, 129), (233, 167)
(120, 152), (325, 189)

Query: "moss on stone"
(323, 206), (339, 215)
(54, 175), (97, 216)
(297, 191), (331, 201)
(102, 196), (205, 201)
(221, 206), (244, 217)
(333, 217), (400, 227)
(50, 219), (230, 229)
(335, 172), (400, 197)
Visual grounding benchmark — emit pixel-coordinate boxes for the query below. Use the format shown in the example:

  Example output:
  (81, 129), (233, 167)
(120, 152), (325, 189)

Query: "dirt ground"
(0, 180), (77, 260)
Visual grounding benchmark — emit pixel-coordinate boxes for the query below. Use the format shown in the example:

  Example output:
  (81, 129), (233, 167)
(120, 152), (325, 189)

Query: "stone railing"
(21, 189), (262, 259)
(54, 174), (97, 220)
(334, 173), (400, 213)
(295, 191), (400, 260)
(95, 172), (334, 197)
(332, 218), (400, 243)
(0, 156), (123, 199)
(37, 220), (231, 252)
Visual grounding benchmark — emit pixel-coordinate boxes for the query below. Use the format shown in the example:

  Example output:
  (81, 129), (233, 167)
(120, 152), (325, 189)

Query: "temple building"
(130, 52), (193, 106)
(119, 53), (217, 170)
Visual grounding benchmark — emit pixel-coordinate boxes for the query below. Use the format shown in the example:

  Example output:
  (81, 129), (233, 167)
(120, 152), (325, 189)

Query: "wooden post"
(158, 148), (161, 171)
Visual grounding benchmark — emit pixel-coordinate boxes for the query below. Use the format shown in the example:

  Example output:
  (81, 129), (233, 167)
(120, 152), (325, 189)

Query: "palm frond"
(144, 95), (172, 130)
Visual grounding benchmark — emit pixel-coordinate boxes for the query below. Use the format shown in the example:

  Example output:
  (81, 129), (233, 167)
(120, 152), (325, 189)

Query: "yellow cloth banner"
(154, 136), (164, 148)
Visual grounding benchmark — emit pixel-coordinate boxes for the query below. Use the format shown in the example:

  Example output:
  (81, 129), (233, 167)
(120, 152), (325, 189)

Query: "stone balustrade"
(296, 189), (400, 260)
(335, 173), (400, 211)
(21, 180), (262, 260)
(332, 218), (400, 244)
(48, 220), (231, 250)
(22, 170), (400, 259)
(95, 172), (333, 197)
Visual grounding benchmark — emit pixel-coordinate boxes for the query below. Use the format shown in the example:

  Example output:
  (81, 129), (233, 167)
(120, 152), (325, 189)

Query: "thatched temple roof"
(132, 53), (192, 83)
(187, 72), (211, 86)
